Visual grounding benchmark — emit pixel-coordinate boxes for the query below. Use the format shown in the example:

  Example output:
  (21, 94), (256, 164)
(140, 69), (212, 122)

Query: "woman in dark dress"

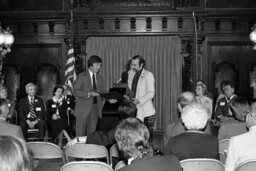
(46, 85), (71, 147)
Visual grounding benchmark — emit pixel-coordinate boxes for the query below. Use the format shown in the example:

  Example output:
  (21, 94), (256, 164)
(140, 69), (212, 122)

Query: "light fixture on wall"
(0, 26), (14, 85)
(250, 24), (256, 50)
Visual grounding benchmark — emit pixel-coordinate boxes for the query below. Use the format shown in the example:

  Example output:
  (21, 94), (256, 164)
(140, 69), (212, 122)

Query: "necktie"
(29, 97), (36, 119)
(92, 73), (97, 104)
(131, 72), (138, 98)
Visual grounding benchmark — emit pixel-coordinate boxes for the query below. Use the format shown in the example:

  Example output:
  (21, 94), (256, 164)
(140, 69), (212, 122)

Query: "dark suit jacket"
(73, 70), (107, 118)
(0, 119), (24, 140)
(164, 131), (219, 161)
(215, 95), (237, 118)
(86, 129), (116, 149)
(119, 154), (182, 171)
(18, 95), (46, 123)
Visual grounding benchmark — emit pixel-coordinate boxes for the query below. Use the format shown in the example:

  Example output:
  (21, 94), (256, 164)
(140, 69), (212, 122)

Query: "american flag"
(64, 46), (76, 92)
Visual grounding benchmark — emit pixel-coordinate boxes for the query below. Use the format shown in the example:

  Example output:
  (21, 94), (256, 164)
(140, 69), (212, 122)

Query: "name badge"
(220, 102), (225, 106)
(52, 104), (56, 108)
(36, 107), (41, 111)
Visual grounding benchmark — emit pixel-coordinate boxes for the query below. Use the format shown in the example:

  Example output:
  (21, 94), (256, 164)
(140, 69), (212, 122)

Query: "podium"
(97, 84), (128, 131)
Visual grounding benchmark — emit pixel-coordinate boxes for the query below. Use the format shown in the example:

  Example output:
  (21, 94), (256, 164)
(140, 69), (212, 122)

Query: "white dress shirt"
(225, 126), (256, 171)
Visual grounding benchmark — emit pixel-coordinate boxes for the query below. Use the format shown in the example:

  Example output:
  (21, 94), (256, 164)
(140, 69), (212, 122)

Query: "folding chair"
(218, 139), (230, 164)
(27, 142), (65, 170)
(235, 159), (256, 171)
(180, 158), (225, 171)
(114, 160), (127, 171)
(60, 161), (113, 171)
(64, 143), (110, 164)
(109, 144), (124, 167)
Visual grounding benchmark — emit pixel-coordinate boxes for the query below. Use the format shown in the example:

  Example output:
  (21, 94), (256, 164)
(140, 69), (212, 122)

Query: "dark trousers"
(144, 115), (156, 144)
(20, 119), (46, 141)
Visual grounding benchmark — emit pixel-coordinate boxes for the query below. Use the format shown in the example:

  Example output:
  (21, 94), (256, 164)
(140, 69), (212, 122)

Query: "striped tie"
(29, 98), (36, 119)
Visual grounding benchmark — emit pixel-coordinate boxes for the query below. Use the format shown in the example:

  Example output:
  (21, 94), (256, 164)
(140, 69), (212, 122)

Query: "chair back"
(60, 161), (113, 171)
(235, 159), (256, 171)
(180, 158), (225, 171)
(110, 144), (124, 167)
(114, 160), (127, 171)
(64, 143), (109, 164)
(219, 139), (230, 164)
(27, 142), (65, 163)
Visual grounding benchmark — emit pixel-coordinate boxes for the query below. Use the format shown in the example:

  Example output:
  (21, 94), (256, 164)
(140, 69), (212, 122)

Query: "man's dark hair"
(132, 55), (146, 68)
(221, 80), (235, 90)
(52, 85), (64, 96)
(118, 101), (136, 119)
(87, 55), (102, 68)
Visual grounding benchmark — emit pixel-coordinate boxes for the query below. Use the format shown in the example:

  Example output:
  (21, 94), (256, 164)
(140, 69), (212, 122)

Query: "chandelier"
(0, 26), (14, 85)
(250, 24), (256, 50)
(0, 26), (14, 58)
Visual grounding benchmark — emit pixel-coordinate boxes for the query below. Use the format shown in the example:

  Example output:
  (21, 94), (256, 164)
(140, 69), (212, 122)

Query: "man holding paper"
(130, 55), (156, 126)
(74, 55), (116, 136)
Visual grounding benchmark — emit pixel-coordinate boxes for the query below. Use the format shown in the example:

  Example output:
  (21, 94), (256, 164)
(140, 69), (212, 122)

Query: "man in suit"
(18, 83), (46, 140)
(164, 104), (219, 161)
(115, 117), (182, 171)
(215, 80), (237, 120)
(0, 98), (24, 140)
(130, 55), (155, 126)
(73, 55), (108, 136)
(225, 102), (256, 171)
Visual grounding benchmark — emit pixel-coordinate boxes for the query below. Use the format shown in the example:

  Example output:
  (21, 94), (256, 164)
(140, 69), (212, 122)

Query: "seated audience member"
(225, 102), (256, 171)
(0, 99), (24, 140)
(164, 104), (218, 161)
(195, 80), (213, 119)
(18, 83), (46, 141)
(218, 97), (249, 140)
(0, 135), (33, 171)
(46, 85), (71, 147)
(215, 80), (237, 120)
(164, 91), (212, 146)
(115, 117), (182, 171)
(0, 86), (16, 123)
(67, 101), (136, 148)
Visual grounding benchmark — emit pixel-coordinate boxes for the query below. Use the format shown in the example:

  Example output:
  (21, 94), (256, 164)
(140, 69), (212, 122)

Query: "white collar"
(0, 117), (6, 121)
(249, 126), (256, 131)
(128, 157), (135, 165)
(52, 96), (64, 103)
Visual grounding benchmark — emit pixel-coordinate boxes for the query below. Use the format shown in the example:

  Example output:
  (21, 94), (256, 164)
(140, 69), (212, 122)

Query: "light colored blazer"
(225, 126), (256, 171)
(135, 69), (155, 121)
(73, 70), (107, 118)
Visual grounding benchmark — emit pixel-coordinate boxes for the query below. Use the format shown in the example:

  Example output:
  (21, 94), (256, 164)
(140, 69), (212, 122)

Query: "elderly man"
(0, 99), (24, 140)
(163, 91), (213, 146)
(18, 83), (46, 141)
(115, 117), (182, 171)
(225, 102), (256, 171)
(164, 104), (218, 161)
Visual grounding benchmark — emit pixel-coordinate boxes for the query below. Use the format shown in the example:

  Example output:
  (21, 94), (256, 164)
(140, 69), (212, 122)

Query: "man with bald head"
(225, 102), (256, 171)
(163, 91), (196, 146)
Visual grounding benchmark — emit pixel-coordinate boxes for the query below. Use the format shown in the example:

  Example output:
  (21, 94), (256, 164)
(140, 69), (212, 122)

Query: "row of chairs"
(27, 141), (124, 171)
(180, 158), (256, 171)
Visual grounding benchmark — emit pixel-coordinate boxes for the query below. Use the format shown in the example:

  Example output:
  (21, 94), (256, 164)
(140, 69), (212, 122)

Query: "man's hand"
(52, 114), (59, 120)
(108, 99), (118, 104)
(132, 99), (140, 105)
(90, 91), (100, 97)
(26, 120), (34, 129)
